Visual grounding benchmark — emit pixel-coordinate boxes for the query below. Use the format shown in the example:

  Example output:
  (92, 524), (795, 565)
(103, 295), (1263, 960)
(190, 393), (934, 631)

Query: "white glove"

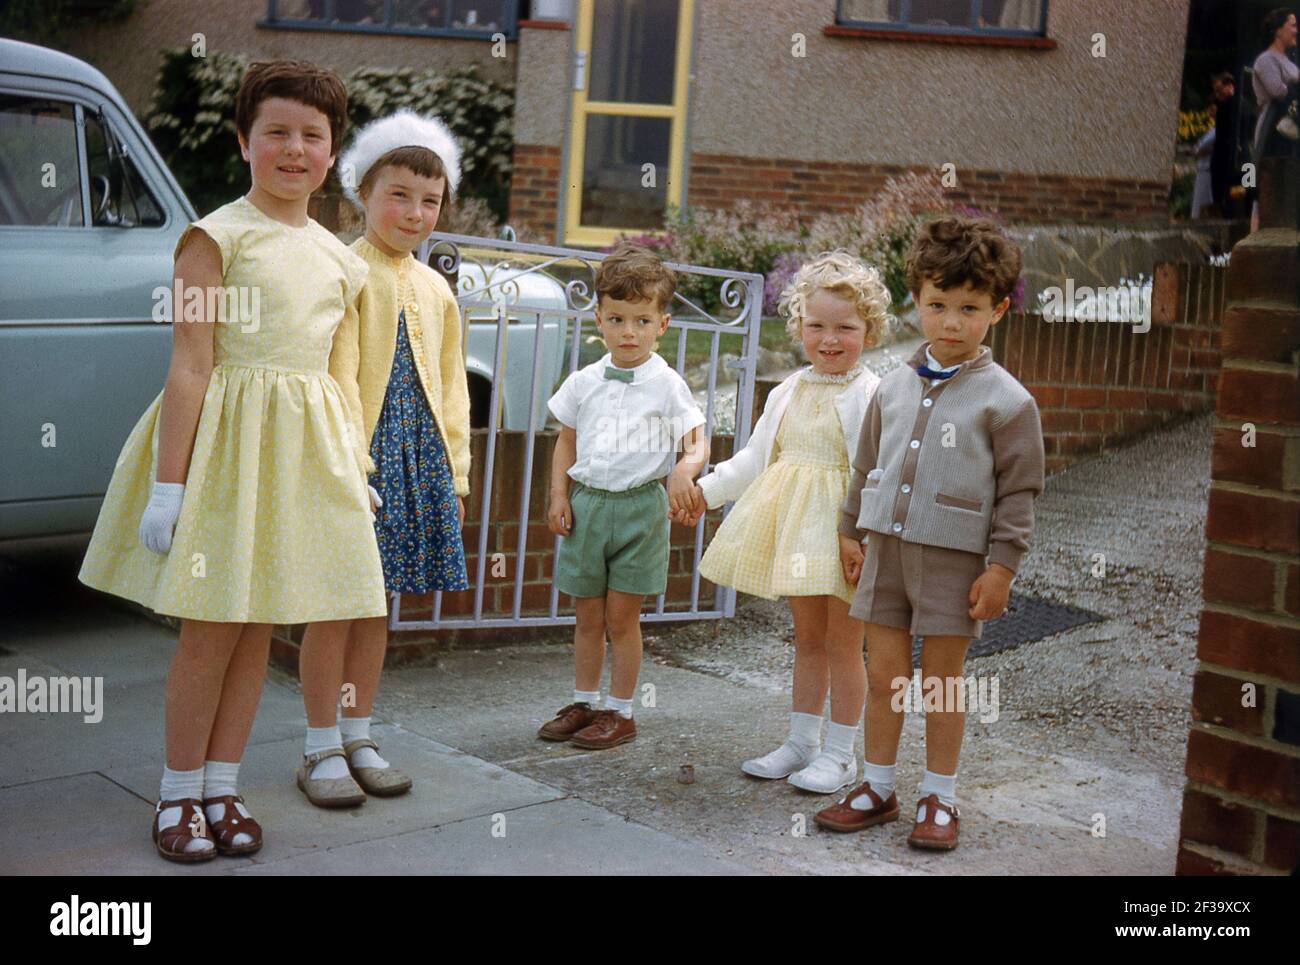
(139, 481), (185, 555)
(367, 483), (383, 521)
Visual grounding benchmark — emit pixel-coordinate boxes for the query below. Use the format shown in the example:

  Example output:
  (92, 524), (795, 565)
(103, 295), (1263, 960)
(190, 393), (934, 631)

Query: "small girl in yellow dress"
(78, 60), (387, 862)
(691, 251), (889, 795)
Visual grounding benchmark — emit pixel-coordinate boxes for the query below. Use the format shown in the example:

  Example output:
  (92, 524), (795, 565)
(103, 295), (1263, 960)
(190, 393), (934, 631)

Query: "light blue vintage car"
(0, 39), (567, 541)
(0, 39), (194, 541)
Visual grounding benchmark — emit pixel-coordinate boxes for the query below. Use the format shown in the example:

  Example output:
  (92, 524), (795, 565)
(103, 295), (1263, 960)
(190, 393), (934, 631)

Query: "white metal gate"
(390, 231), (764, 630)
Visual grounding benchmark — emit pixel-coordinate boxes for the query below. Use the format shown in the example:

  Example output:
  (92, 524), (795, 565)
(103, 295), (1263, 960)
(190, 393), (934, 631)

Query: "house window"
(836, 0), (1046, 37)
(263, 0), (519, 39)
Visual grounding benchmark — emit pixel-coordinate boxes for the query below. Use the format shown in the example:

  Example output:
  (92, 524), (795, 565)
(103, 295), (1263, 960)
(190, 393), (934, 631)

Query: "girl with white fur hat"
(297, 110), (472, 807)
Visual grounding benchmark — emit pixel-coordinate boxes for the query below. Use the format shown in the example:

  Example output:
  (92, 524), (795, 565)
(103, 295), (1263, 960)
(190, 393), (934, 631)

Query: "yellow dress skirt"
(78, 198), (388, 624)
(698, 376), (856, 605)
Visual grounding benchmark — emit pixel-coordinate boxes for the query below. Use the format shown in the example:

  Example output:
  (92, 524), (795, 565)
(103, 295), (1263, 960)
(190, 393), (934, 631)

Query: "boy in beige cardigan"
(816, 217), (1045, 850)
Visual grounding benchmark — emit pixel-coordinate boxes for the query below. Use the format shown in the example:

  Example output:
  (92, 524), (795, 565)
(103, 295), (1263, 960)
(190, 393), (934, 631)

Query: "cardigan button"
(910, 439), (920, 449)
(892, 522), (903, 533)
(922, 398), (933, 407)
(901, 483), (911, 494)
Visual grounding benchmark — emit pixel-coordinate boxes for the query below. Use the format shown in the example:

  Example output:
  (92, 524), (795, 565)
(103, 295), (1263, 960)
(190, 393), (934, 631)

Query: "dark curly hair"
(905, 216), (1022, 304)
(596, 242), (676, 312)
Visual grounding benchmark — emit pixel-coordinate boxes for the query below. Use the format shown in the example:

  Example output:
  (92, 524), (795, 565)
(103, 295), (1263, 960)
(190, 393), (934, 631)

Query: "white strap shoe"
(788, 752), (858, 794)
(741, 741), (818, 779)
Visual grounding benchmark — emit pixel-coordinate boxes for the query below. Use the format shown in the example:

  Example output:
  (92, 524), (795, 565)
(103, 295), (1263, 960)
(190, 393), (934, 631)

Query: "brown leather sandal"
(152, 798), (217, 863)
(202, 794), (263, 856)
(815, 781), (900, 833)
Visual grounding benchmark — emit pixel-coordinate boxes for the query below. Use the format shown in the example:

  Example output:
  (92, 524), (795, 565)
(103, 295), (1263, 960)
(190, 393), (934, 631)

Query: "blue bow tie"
(917, 364), (959, 381)
(604, 366), (635, 383)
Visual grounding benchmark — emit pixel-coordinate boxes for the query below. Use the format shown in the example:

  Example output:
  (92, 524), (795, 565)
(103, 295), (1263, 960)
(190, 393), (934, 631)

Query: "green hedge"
(144, 48), (514, 218)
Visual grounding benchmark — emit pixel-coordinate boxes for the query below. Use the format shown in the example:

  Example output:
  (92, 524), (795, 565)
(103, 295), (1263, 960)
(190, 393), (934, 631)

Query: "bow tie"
(604, 366), (635, 383)
(917, 364), (959, 381)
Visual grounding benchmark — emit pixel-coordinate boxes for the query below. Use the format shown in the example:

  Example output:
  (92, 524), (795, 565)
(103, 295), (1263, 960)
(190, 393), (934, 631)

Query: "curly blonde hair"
(779, 250), (891, 348)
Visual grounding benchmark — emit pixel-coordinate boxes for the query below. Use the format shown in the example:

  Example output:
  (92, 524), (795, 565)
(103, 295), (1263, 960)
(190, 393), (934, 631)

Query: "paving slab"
(232, 796), (754, 875)
(375, 642), (1179, 876)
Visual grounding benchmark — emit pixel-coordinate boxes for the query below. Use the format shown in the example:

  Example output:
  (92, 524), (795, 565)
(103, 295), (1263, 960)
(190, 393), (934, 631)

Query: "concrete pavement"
(0, 570), (749, 875)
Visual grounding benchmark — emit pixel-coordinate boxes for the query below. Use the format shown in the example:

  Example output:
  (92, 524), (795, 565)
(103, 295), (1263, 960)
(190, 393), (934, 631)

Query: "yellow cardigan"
(329, 236), (472, 496)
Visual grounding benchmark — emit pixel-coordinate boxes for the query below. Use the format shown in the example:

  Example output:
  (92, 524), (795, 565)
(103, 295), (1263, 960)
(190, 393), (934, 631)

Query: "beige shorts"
(849, 532), (988, 639)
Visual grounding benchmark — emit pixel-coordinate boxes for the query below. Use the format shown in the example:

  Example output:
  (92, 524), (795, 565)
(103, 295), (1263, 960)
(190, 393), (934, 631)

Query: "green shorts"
(556, 479), (670, 598)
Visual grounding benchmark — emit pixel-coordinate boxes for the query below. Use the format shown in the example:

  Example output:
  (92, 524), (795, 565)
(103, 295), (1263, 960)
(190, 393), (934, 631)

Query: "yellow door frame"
(562, 0), (694, 248)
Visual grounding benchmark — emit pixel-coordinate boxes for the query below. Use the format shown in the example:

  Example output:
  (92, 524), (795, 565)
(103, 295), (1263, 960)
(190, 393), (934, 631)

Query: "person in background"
(1192, 102), (1217, 219)
(1251, 8), (1299, 230)
(1209, 71), (1238, 219)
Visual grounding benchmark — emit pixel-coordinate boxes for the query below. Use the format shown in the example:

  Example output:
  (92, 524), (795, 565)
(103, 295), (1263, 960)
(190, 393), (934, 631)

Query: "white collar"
(801, 361), (866, 384)
(599, 352), (667, 385)
(925, 346), (963, 374)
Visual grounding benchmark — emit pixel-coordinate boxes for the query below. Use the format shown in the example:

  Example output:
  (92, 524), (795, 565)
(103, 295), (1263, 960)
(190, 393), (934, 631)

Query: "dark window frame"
(835, 0), (1048, 39)
(261, 0), (520, 41)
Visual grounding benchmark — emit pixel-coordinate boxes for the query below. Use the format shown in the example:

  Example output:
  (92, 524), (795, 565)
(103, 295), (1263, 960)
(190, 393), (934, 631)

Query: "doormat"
(911, 592), (1103, 664)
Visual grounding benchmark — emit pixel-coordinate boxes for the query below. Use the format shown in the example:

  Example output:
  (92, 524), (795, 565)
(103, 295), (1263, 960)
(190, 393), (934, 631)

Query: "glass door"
(563, 0), (694, 246)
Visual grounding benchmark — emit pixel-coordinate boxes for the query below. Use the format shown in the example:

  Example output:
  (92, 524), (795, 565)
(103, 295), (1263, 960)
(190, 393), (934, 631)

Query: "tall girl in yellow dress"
(78, 61), (386, 862)
(690, 252), (889, 796)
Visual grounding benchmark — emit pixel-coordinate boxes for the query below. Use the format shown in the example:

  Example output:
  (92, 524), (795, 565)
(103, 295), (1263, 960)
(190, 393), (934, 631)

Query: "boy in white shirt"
(539, 243), (710, 749)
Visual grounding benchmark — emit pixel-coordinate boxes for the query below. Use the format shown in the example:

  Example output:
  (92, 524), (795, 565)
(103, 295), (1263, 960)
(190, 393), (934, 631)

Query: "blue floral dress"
(369, 311), (470, 594)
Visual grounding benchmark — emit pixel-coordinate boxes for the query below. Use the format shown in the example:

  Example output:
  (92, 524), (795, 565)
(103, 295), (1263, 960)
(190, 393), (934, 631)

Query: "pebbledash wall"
(510, 0), (1188, 241)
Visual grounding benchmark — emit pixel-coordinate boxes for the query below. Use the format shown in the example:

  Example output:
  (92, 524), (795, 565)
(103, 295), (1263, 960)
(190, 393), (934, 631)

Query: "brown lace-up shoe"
(907, 793), (960, 850)
(568, 709), (637, 749)
(537, 702), (599, 741)
(814, 781), (900, 833)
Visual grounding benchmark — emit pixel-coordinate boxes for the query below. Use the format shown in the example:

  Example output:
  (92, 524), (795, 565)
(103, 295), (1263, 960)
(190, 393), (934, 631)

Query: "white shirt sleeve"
(548, 370), (583, 428)
(669, 374), (706, 438)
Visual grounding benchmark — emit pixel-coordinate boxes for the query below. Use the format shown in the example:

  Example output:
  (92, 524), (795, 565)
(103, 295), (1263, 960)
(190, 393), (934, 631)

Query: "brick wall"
(687, 154), (1169, 225)
(988, 262), (1226, 475)
(504, 146), (1172, 243)
(507, 144), (562, 241)
(1176, 163), (1300, 873)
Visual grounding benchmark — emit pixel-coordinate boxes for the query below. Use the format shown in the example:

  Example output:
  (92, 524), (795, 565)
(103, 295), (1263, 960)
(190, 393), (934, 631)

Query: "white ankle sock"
(305, 725), (349, 780)
(159, 765), (204, 803)
(824, 721), (858, 764)
(788, 711), (822, 753)
(201, 760), (253, 847)
(157, 766), (213, 855)
(202, 760), (240, 799)
(340, 715), (388, 769)
(602, 694), (634, 719)
(573, 688), (601, 706)
(918, 769), (957, 808)
(860, 760), (897, 804)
